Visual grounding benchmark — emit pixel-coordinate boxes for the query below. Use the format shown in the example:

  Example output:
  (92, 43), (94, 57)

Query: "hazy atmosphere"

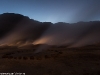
(0, 0), (100, 48)
(0, 13), (100, 48)
(0, 1), (100, 75)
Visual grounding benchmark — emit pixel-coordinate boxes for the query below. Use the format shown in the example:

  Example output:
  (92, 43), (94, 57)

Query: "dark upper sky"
(0, 0), (100, 23)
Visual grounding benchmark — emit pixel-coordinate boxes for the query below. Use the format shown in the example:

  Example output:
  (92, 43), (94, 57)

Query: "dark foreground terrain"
(0, 45), (100, 75)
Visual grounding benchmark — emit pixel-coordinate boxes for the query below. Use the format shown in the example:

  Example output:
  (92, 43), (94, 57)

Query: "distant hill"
(0, 13), (100, 48)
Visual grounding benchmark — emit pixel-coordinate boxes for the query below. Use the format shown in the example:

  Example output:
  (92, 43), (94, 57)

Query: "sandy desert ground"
(0, 45), (100, 75)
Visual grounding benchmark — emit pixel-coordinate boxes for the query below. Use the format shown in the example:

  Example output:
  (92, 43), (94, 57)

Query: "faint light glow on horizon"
(0, 0), (100, 23)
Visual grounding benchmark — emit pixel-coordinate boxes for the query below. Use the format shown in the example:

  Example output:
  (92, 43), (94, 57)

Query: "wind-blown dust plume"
(0, 13), (52, 46)
(33, 22), (100, 47)
(0, 13), (100, 53)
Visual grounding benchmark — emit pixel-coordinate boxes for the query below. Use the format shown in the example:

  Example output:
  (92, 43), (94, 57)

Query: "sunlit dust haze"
(33, 22), (100, 47)
(0, 13), (100, 49)
(0, 0), (100, 52)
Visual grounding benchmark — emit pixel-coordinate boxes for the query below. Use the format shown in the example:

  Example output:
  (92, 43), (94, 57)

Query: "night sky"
(0, 0), (100, 23)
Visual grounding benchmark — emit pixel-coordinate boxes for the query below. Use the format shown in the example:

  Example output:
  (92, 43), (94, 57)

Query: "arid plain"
(0, 44), (100, 75)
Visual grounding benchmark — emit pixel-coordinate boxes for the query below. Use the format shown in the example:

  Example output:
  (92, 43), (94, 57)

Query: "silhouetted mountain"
(0, 13), (52, 45)
(0, 13), (25, 38)
(0, 12), (100, 48)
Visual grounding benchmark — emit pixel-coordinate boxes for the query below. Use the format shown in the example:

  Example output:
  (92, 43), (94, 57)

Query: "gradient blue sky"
(0, 0), (100, 23)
